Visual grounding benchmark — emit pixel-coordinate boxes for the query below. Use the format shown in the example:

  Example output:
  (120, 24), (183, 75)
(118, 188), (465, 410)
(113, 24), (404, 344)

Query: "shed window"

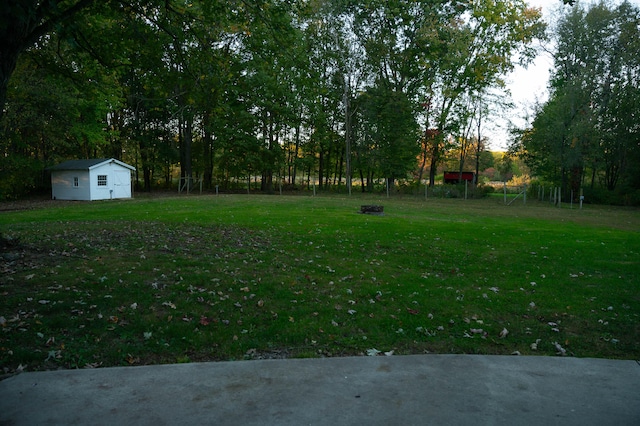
(73, 177), (79, 187)
(97, 175), (107, 186)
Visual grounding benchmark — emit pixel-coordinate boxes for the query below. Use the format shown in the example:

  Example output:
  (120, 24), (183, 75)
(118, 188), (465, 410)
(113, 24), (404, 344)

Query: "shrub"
(0, 156), (46, 200)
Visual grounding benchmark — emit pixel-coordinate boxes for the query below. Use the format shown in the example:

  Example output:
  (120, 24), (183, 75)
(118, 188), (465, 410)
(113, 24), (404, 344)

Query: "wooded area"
(1, 1), (638, 204)
(513, 1), (640, 205)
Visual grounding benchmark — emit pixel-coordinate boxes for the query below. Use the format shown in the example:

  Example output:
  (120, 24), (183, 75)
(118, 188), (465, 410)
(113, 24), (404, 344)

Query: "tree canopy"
(514, 0), (640, 204)
(1, 0), (548, 198)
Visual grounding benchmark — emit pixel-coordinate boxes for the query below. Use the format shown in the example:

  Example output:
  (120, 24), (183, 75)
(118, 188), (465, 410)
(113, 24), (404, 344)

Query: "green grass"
(1, 194), (639, 374)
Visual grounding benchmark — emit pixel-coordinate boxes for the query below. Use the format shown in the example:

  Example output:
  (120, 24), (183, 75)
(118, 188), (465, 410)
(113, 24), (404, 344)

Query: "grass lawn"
(1, 194), (639, 374)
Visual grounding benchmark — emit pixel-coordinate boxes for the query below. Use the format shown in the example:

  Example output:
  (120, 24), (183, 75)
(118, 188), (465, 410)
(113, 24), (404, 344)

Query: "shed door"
(112, 170), (131, 198)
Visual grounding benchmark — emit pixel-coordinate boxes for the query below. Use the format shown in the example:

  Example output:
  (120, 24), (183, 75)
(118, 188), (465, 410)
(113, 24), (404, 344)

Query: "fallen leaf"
(553, 341), (567, 356)
(499, 328), (509, 338)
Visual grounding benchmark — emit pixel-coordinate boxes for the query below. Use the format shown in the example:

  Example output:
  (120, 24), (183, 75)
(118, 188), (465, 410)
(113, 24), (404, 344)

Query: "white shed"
(50, 158), (136, 201)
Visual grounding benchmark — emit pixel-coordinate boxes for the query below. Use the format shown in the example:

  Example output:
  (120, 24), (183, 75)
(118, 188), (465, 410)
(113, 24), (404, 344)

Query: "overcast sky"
(489, 0), (640, 150)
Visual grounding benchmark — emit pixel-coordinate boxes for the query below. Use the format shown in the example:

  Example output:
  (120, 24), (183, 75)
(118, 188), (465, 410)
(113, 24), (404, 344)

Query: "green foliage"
(355, 85), (421, 183)
(518, 1), (640, 202)
(1, 0), (546, 197)
(0, 155), (45, 200)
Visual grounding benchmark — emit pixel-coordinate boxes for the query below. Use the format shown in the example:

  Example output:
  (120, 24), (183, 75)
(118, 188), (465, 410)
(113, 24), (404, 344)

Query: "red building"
(444, 171), (475, 184)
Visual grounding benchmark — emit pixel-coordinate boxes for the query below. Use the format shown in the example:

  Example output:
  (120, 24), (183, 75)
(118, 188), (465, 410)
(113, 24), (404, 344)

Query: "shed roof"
(50, 158), (135, 171)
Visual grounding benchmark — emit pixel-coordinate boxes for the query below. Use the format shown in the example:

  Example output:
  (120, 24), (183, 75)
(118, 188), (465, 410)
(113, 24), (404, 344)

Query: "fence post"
(465, 180), (468, 200)
(558, 187), (562, 208)
(523, 184), (527, 204)
(571, 190), (574, 209)
(503, 182), (507, 205)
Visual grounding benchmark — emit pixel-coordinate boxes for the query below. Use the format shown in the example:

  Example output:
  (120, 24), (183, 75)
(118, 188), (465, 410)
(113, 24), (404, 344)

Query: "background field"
(1, 194), (639, 374)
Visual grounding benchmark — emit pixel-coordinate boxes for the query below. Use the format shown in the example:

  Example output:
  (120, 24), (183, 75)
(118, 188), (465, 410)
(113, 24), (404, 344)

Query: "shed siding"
(88, 163), (132, 200)
(51, 170), (91, 200)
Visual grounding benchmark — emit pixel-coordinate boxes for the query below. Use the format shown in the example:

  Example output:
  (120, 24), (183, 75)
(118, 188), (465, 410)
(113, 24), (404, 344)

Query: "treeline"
(13, 0), (627, 201)
(0, 0), (546, 198)
(513, 1), (640, 205)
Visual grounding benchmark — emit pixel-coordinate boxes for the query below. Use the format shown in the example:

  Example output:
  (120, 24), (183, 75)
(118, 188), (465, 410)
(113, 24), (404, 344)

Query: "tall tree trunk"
(203, 113), (214, 189)
(336, 149), (344, 188)
(0, 49), (19, 124)
(318, 150), (324, 191)
(324, 147), (331, 188)
(180, 112), (193, 188)
(261, 112), (275, 193)
(474, 141), (482, 186)
(139, 135), (153, 192)
(428, 142), (439, 187)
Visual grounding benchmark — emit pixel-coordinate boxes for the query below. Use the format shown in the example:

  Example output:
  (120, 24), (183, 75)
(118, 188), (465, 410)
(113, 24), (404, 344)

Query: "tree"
(0, 0), (100, 122)
(423, 0), (545, 187)
(2, 0), (547, 198)
(353, 84), (420, 191)
(518, 1), (640, 200)
(1, 7), (123, 198)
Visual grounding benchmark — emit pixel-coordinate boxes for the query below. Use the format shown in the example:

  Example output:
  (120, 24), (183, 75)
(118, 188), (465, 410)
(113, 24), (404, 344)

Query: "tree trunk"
(428, 143), (439, 187)
(336, 149), (344, 188)
(180, 112), (193, 187)
(0, 49), (19, 124)
(318, 150), (324, 190)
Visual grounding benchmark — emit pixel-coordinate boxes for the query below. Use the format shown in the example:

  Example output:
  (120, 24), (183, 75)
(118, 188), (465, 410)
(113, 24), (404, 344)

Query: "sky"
(488, 0), (565, 151)
(488, 0), (640, 150)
